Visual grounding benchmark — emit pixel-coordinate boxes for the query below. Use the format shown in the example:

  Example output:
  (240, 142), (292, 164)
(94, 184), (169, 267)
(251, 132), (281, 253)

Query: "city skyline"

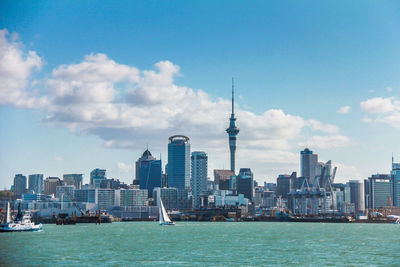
(1, 1), (400, 188)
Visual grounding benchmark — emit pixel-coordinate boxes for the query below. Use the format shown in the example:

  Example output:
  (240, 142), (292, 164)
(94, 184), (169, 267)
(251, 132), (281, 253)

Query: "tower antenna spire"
(232, 77), (234, 115)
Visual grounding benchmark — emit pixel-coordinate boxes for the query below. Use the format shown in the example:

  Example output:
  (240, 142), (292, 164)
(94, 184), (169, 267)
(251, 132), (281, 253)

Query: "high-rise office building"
(237, 168), (254, 202)
(365, 174), (392, 209)
(28, 174), (44, 194)
(191, 151), (208, 209)
(63, 174), (83, 189)
(44, 177), (63, 196)
(153, 187), (178, 210)
(300, 148), (318, 185)
(13, 174), (27, 199)
(136, 149), (162, 198)
(120, 189), (148, 207)
(391, 159), (400, 207)
(56, 185), (75, 202)
(276, 172), (297, 198)
(90, 168), (106, 188)
(348, 180), (364, 212)
(167, 135), (190, 189)
(214, 169), (235, 190)
(226, 78), (239, 173)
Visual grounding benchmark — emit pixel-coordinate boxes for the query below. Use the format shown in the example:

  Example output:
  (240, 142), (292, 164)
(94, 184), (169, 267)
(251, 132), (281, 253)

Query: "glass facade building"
(191, 151), (208, 209)
(137, 149), (162, 198)
(28, 174), (44, 194)
(167, 135), (190, 189)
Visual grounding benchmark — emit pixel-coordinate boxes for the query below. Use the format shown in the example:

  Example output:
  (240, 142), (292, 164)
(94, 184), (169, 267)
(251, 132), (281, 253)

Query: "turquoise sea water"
(1, 222), (399, 266)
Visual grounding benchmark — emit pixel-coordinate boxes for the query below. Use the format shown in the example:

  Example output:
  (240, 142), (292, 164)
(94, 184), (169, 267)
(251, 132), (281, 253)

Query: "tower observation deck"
(226, 78), (240, 173)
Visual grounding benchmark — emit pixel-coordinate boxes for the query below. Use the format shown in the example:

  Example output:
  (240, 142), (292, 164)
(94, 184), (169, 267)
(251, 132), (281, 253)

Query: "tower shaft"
(226, 78), (239, 173)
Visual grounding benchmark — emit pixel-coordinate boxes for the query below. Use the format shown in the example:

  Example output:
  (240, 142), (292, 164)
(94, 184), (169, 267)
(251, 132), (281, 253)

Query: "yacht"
(0, 202), (42, 232)
(159, 198), (175, 226)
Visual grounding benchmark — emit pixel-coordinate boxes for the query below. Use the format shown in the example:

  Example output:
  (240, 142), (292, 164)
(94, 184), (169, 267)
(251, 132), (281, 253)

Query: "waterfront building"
(13, 174), (27, 199)
(300, 148), (318, 185)
(28, 174), (44, 194)
(90, 168), (106, 188)
(136, 149), (162, 198)
(167, 135), (191, 189)
(391, 160), (400, 207)
(22, 193), (45, 202)
(44, 177), (63, 196)
(177, 188), (193, 210)
(226, 78), (240, 173)
(100, 178), (125, 189)
(63, 174), (83, 189)
(276, 172), (296, 198)
(255, 188), (276, 208)
(153, 187), (178, 210)
(365, 174), (392, 209)
(214, 169), (235, 190)
(120, 189), (148, 207)
(236, 168), (254, 202)
(74, 189), (96, 203)
(97, 189), (120, 210)
(208, 190), (248, 208)
(348, 180), (365, 212)
(56, 185), (75, 202)
(191, 151), (208, 209)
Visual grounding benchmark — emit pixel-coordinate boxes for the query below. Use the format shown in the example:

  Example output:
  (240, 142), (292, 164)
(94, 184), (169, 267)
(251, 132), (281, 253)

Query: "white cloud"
(117, 162), (134, 173)
(337, 105), (351, 114)
(54, 156), (63, 161)
(0, 29), (46, 108)
(360, 97), (400, 128)
(307, 119), (339, 134)
(298, 135), (352, 150)
(360, 97), (396, 114)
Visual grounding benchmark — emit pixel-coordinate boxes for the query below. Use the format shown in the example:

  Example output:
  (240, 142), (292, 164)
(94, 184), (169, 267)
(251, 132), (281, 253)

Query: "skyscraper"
(44, 177), (63, 196)
(214, 169), (235, 190)
(365, 174), (392, 209)
(13, 174), (27, 199)
(348, 180), (365, 212)
(136, 149), (162, 198)
(90, 168), (106, 188)
(391, 157), (400, 207)
(226, 78), (239, 173)
(191, 151), (208, 209)
(300, 148), (318, 185)
(28, 174), (44, 194)
(167, 135), (190, 189)
(63, 174), (83, 189)
(237, 168), (254, 202)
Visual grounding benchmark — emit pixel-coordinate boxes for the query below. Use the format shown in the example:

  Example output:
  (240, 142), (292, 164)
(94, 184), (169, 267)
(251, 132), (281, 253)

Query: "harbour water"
(1, 222), (399, 266)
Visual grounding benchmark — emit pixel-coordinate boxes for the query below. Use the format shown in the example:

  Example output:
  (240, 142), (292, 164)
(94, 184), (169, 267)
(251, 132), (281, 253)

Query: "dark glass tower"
(226, 78), (239, 173)
(167, 135), (191, 189)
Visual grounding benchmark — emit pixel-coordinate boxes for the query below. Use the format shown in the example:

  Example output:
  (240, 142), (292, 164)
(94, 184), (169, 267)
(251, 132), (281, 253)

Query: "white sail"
(159, 198), (172, 223)
(6, 202), (11, 223)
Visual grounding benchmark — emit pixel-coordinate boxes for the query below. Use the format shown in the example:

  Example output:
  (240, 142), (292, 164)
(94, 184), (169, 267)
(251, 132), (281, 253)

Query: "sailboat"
(0, 202), (42, 232)
(159, 198), (175, 225)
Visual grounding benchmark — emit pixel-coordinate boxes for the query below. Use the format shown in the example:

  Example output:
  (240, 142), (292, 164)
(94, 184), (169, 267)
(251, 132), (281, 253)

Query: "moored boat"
(0, 202), (42, 232)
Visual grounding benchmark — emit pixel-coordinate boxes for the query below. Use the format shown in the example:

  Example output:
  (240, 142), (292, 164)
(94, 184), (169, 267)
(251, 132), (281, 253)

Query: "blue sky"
(1, 1), (400, 188)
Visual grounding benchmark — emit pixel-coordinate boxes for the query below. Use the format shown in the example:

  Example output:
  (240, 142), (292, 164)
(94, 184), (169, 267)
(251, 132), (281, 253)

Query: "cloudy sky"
(1, 1), (400, 188)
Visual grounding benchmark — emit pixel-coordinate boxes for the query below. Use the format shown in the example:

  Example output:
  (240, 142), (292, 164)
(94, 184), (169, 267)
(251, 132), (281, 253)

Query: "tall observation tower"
(226, 78), (240, 173)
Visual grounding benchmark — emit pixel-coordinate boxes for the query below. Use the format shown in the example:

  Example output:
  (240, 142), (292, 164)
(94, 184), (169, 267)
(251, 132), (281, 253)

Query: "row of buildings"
(6, 83), (400, 218)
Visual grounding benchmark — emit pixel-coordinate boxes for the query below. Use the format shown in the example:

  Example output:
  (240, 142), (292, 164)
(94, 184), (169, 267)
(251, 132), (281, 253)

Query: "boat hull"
(159, 222), (175, 226)
(0, 224), (42, 232)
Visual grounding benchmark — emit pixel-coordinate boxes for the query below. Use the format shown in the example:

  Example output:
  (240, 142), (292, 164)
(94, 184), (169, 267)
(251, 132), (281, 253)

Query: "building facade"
(214, 169), (235, 190)
(167, 135), (190, 189)
(348, 180), (364, 212)
(13, 174), (27, 199)
(365, 174), (392, 209)
(300, 148), (318, 185)
(136, 149), (162, 198)
(90, 168), (106, 188)
(120, 189), (148, 207)
(63, 174), (83, 189)
(44, 177), (63, 196)
(391, 162), (400, 206)
(236, 168), (254, 202)
(28, 174), (44, 194)
(191, 151), (208, 209)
